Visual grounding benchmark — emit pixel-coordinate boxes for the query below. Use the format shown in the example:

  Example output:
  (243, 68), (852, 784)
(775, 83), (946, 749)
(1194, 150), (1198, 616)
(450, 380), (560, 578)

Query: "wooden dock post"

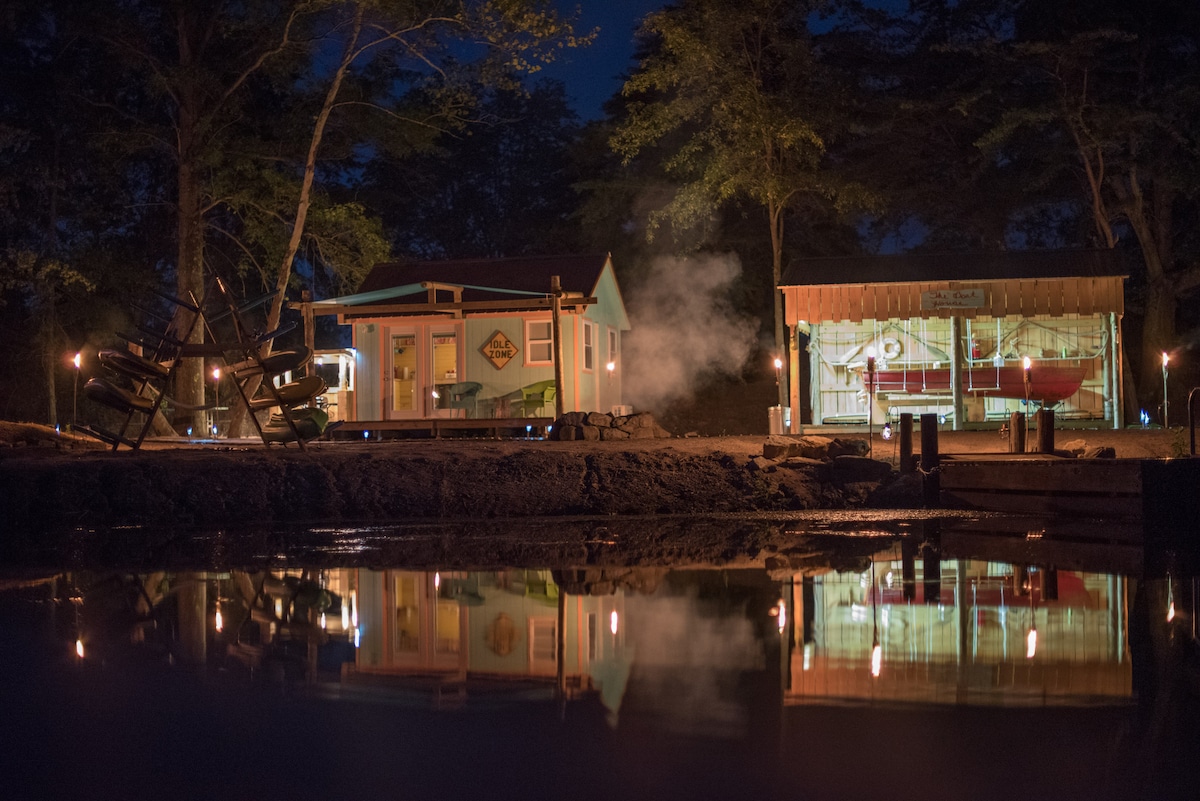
(920, 412), (940, 507)
(1037, 408), (1056, 453)
(899, 413), (914, 473)
(901, 539), (917, 601)
(923, 546), (942, 604)
(1009, 411), (1026, 453)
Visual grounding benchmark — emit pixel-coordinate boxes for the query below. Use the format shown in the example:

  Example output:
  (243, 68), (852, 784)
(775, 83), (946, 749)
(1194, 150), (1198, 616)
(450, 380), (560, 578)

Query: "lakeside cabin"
(300, 253), (630, 435)
(779, 250), (1128, 432)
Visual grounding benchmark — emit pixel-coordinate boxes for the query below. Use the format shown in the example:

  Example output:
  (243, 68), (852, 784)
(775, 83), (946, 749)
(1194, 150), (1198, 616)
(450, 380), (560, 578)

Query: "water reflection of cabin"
(330, 568), (630, 704)
(305, 254), (629, 434)
(779, 250), (1127, 430)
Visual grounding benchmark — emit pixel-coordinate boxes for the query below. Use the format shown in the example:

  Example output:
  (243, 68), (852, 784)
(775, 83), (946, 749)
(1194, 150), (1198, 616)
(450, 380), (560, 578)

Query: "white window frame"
(582, 320), (595, 372)
(525, 319), (553, 366)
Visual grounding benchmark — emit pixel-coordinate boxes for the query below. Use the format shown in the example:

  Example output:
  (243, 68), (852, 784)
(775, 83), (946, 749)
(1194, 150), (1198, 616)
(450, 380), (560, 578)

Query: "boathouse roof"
(780, 249), (1126, 287)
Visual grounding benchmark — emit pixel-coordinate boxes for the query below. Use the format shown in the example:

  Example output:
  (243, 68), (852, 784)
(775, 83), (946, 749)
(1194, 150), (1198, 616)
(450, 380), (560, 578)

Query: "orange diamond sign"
(480, 330), (518, 370)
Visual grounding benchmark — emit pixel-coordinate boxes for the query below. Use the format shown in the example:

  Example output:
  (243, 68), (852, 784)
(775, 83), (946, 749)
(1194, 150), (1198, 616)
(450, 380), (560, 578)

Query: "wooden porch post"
(551, 276), (566, 418)
(949, 315), (965, 431)
(788, 324), (801, 434)
(300, 289), (314, 377)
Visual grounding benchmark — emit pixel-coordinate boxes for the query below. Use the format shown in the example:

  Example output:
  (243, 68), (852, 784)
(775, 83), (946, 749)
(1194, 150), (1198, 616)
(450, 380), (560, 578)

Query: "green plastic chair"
(439, 381), (482, 417)
(518, 379), (557, 417)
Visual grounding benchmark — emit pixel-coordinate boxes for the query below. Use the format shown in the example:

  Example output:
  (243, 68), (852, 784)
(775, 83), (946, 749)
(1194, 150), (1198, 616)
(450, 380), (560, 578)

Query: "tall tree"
(612, 0), (872, 408)
(84, 0), (585, 433)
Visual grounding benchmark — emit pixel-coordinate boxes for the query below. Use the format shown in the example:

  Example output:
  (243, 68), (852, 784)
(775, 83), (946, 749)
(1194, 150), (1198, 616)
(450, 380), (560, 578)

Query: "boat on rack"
(866, 364), (1086, 403)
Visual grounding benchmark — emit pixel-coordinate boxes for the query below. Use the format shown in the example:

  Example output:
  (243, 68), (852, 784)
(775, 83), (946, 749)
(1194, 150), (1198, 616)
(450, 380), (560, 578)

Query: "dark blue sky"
(541, 1), (665, 119)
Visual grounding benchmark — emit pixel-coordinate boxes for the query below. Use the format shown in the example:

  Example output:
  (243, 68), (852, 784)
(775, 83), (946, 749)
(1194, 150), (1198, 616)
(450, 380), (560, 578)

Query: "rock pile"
(550, 411), (672, 441)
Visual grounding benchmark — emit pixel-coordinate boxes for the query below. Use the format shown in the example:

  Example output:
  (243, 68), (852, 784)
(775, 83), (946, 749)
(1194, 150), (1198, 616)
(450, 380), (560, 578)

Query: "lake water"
(1, 513), (1198, 800)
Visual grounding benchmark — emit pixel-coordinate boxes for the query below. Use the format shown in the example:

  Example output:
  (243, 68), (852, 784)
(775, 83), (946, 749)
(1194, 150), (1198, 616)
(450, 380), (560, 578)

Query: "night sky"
(543, 1), (666, 119)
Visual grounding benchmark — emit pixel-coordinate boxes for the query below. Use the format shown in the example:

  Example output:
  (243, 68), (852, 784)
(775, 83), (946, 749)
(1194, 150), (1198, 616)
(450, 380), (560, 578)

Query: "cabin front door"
(386, 324), (462, 419)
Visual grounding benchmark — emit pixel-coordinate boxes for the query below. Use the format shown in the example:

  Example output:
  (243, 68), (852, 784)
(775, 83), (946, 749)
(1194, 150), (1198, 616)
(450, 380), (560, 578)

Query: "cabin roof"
(355, 253), (613, 301)
(780, 249), (1127, 287)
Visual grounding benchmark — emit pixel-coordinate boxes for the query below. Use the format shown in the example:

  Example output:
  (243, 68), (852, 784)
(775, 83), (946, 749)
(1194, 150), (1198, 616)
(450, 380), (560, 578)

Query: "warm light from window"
(1026, 627), (1037, 659)
(75, 638), (85, 659)
(214, 606), (223, 633)
(610, 610), (619, 635)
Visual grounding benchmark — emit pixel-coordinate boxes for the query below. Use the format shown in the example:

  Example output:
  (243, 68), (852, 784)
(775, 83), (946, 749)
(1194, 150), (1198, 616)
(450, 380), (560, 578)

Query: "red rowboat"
(866, 365), (1086, 403)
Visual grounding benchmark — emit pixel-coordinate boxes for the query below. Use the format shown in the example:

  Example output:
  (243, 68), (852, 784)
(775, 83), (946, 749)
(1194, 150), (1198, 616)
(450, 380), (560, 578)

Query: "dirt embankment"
(0, 422), (1182, 537)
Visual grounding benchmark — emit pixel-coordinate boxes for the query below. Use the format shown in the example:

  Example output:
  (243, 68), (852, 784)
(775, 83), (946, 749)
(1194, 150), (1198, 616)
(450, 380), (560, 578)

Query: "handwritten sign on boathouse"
(921, 288), (985, 310)
(480, 330), (518, 370)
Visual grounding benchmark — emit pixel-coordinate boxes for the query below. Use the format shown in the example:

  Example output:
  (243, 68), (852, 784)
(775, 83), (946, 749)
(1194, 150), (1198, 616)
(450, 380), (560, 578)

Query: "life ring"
(880, 337), (902, 360)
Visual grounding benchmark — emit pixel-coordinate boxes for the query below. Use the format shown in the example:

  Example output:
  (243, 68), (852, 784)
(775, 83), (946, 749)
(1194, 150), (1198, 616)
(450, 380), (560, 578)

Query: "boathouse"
(304, 254), (630, 431)
(779, 250), (1127, 431)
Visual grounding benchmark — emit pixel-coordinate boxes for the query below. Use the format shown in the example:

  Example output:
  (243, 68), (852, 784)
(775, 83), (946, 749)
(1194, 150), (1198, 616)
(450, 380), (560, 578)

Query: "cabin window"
(526, 320), (553, 365)
(607, 327), (618, 369)
(583, 321), (595, 371)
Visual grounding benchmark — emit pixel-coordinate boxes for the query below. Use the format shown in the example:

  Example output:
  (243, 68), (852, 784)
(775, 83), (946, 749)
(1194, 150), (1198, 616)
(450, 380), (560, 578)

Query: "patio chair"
(438, 381), (482, 417)
(517, 379), (557, 417)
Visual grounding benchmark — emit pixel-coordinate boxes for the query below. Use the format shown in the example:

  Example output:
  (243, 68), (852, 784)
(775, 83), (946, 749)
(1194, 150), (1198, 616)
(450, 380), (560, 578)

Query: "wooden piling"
(899, 413), (914, 473)
(920, 412), (940, 507)
(1037, 408), (1056, 453)
(1009, 411), (1026, 453)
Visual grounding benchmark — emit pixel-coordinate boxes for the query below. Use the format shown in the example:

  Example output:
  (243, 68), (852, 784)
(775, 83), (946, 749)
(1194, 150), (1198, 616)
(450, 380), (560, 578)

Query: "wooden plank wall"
(784, 277), (1124, 324)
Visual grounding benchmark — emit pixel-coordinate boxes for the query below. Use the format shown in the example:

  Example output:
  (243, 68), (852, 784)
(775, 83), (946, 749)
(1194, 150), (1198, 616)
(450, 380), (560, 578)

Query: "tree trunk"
(769, 200), (788, 411)
(173, 13), (207, 436)
(175, 131), (207, 435)
(229, 5), (365, 437)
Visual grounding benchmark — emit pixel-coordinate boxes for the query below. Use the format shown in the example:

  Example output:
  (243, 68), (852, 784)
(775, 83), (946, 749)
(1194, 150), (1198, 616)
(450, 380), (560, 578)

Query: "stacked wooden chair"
(81, 276), (335, 450)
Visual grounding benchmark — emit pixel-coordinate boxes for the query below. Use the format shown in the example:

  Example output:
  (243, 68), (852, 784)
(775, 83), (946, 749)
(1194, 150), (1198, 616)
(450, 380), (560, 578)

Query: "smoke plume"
(622, 253), (758, 413)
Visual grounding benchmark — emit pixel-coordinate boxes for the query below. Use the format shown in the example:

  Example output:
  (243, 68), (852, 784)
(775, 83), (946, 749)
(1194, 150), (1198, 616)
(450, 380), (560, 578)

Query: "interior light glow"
(214, 606), (223, 633)
(1023, 356), (1032, 370)
(610, 610), (619, 635)
(776, 599), (787, 633)
(1167, 602), (1176, 623)
(434, 572), (441, 591)
(320, 613), (327, 630)
(773, 357), (783, 370)
(73, 352), (81, 370)
(1026, 627), (1038, 659)
(353, 627), (361, 648)
(274, 598), (283, 618)
(870, 643), (882, 677)
(350, 590), (358, 628)
(802, 642), (813, 671)
(75, 638), (85, 659)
